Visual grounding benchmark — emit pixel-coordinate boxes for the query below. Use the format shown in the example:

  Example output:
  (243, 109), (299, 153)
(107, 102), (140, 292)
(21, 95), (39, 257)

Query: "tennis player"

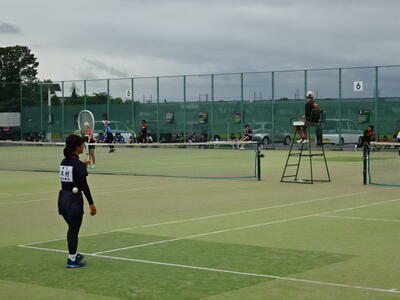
(104, 121), (115, 152)
(58, 135), (97, 268)
(83, 122), (96, 168)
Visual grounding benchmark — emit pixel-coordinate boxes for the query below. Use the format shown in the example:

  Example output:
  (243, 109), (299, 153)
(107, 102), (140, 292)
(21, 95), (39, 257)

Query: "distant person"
(96, 132), (105, 143)
(104, 121), (115, 153)
(240, 124), (253, 149)
(296, 91), (318, 144)
(138, 120), (148, 143)
(355, 125), (375, 150)
(114, 133), (125, 143)
(188, 133), (197, 143)
(229, 133), (238, 142)
(128, 133), (136, 144)
(83, 122), (96, 169)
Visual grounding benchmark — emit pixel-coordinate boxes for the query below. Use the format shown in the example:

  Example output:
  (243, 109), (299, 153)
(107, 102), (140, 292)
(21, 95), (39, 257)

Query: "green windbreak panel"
(0, 143), (258, 179)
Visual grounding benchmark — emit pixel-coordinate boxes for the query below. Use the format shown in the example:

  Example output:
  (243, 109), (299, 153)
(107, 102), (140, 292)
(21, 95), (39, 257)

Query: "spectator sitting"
(199, 133), (208, 142)
(355, 125), (375, 150)
(229, 133), (238, 142)
(188, 133), (197, 143)
(128, 133), (136, 144)
(96, 132), (106, 143)
(114, 133), (125, 143)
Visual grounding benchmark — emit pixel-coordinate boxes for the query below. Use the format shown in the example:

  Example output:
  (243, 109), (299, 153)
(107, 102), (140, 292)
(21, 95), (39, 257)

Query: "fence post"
(84, 80), (87, 110)
(240, 73), (244, 136)
(338, 68), (342, 144)
(19, 83), (23, 140)
(131, 78), (135, 132)
(271, 72), (275, 147)
(374, 66), (379, 140)
(156, 77), (160, 142)
(40, 83), (43, 138)
(107, 79), (110, 120)
(211, 74), (215, 140)
(183, 75), (186, 140)
(61, 81), (65, 139)
(304, 70), (308, 96)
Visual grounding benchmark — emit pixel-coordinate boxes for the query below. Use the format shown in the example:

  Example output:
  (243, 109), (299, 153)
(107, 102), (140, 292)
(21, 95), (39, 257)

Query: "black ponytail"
(64, 134), (85, 159)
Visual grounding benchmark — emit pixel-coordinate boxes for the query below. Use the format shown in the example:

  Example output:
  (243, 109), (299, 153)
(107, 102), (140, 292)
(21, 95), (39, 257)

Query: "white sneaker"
(302, 139), (309, 144)
(296, 139), (303, 144)
(91, 164), (96, 169)
(354, 145), (358, 151)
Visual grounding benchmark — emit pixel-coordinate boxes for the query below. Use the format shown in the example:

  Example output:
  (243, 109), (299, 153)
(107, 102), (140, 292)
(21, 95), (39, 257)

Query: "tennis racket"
(77, 110), (95, 161)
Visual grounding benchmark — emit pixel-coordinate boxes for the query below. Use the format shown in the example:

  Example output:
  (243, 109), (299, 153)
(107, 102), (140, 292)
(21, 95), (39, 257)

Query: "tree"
(0, 46), (39, 82)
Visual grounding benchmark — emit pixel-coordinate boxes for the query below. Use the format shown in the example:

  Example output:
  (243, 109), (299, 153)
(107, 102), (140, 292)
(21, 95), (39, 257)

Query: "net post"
(256, 142), (262, 181)
(363, 143), (369, 185)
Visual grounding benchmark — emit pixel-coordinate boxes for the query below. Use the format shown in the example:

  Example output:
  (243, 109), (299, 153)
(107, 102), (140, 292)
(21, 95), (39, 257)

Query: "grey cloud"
(0, 21), (20, 34)
(82, 58), (129, 78)
(2, 0), (400, 81)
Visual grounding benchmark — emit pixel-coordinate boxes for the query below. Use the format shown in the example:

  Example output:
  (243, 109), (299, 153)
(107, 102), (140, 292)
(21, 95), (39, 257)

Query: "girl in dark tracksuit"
(59, 135), (97, 268)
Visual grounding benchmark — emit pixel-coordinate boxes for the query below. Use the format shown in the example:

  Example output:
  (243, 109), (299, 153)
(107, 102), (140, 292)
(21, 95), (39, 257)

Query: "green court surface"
(0, 148), (399, 299)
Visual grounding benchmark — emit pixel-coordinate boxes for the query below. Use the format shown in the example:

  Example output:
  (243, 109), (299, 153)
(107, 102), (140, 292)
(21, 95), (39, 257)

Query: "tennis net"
(0, 141), (262, 180)
(364, 142), (400, 186)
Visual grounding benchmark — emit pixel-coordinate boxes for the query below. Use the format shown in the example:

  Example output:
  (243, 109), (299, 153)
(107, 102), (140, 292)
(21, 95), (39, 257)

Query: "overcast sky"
(1, 0), (400, 81)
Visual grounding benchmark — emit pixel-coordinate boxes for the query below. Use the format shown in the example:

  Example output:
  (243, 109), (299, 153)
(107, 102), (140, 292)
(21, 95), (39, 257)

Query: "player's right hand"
(90, 204), (97, 216)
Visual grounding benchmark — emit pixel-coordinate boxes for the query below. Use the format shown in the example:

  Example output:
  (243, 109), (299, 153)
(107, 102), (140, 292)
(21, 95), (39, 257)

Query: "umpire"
(59, 135), (97, 268)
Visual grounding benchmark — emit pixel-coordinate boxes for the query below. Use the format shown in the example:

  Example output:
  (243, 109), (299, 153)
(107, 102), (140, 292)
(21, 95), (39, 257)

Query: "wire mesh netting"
(0, 141), (260, 179)
(367, 142), (400, 186)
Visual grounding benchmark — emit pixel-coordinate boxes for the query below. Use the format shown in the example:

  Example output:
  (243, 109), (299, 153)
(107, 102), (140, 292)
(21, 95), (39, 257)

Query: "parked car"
(252, 122), (291, 145)
(93, 121), (136, 142)
(0, 126), (20, 140)
(323, 119), (363, 145)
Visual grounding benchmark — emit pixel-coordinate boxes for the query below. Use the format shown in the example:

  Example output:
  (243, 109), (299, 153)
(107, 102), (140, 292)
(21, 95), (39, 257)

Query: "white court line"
(0, 180), (169, 199)
(18, 244), (400, 295)
(92, 197), (400, 255)
(0, 181), (198, 205)
(320, 215), (400, 223)
(20, 191), (369, 246)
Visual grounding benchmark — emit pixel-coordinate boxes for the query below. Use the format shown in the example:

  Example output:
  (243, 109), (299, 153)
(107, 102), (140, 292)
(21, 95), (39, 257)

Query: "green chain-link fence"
(1, 65), (400, 144)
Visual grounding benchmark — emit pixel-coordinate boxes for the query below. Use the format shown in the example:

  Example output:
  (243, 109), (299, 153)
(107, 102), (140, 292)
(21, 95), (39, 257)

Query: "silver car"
(323, 119), (363, 145)
(252, 122), (292, 145)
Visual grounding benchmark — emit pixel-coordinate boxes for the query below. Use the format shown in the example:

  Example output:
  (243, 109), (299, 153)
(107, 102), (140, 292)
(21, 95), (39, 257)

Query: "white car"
(323, 119), (363, 145)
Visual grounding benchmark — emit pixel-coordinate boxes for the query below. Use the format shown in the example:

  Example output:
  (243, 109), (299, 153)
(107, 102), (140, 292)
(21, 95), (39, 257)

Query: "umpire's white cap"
(306, 90), (314, 98)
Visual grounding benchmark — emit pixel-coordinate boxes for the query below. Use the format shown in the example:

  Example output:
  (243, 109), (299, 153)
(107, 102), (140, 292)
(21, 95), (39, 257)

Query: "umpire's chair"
(280, 109), (331, 184)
